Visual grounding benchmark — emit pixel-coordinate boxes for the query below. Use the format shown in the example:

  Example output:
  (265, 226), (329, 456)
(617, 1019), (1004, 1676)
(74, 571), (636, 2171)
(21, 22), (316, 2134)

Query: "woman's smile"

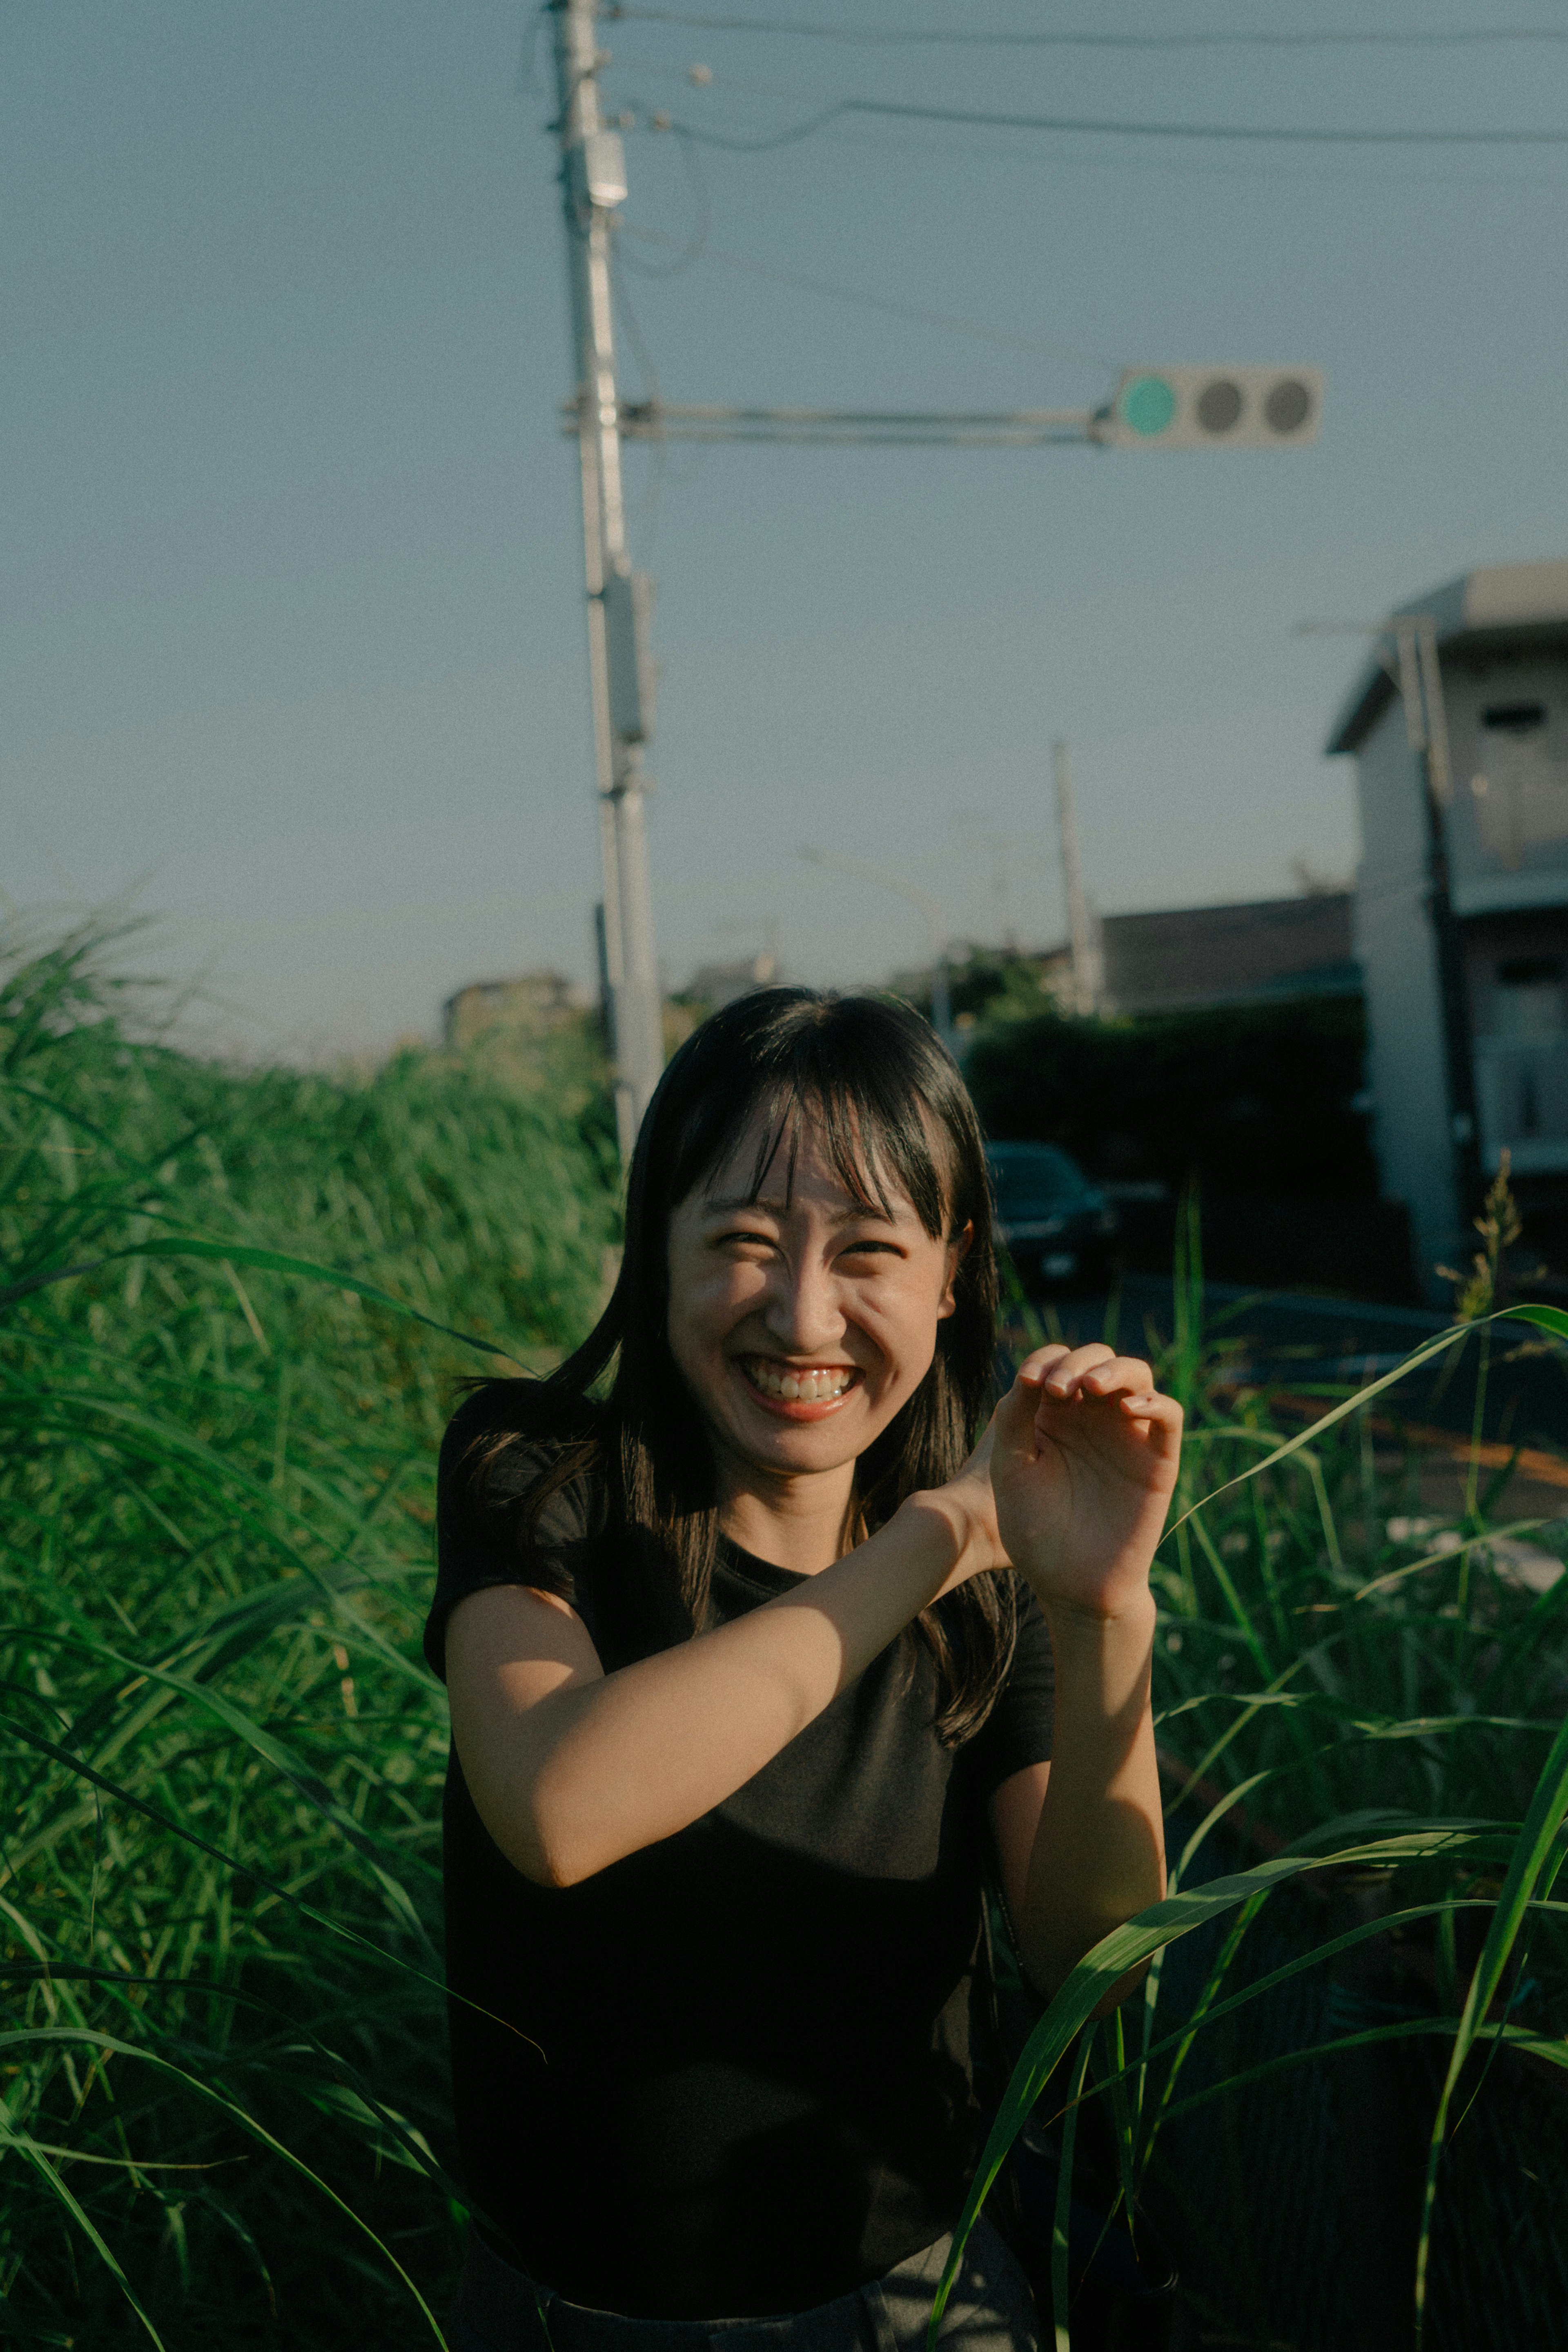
(735, 1356), (864, 1417)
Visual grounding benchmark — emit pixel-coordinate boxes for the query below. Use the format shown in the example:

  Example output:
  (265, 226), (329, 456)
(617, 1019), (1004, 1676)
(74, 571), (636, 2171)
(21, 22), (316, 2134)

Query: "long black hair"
(458, 988), (1016, 1743)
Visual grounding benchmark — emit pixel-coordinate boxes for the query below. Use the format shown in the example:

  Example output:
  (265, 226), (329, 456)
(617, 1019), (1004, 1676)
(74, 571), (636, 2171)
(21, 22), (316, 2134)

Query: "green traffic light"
(1118, 374), (1177, 437)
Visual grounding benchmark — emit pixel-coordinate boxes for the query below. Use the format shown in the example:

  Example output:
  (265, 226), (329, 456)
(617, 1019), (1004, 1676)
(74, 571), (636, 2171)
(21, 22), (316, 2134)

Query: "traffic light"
(1102, 367), (1323, 450)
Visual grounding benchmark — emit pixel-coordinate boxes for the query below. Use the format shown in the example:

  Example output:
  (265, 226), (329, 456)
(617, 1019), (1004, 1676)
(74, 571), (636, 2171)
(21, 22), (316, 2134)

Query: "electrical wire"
(607, 253), (674, 545)
(615, 132), (713, 276)
(615, 66), (1568, 179)
(617, 220), (1116, 368)
(784, 105), (1568, 191)
(662, 96), (1568, 153)
(608, 8), (1568, 50)
(610, 254), (664, 402)
(515, 0), (551, 96)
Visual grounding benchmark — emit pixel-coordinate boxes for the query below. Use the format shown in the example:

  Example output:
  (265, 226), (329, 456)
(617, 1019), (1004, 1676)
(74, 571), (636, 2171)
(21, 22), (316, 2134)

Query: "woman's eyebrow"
(700, 1191), (898, 1225)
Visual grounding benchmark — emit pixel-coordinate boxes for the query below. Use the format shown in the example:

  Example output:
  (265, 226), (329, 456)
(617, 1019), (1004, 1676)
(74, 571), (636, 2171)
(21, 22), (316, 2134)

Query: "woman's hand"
(905, 1409), (1010, 1596)
(987, 1343), (1182, 1621)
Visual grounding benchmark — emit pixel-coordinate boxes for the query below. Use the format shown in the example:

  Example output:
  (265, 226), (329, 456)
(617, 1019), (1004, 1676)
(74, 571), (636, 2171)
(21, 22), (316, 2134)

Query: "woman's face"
(665, 1102), (968, 1490)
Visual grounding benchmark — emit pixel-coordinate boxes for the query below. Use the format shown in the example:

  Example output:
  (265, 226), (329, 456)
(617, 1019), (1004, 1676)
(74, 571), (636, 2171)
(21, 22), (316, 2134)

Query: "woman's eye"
(840, 1239), (899, 1262)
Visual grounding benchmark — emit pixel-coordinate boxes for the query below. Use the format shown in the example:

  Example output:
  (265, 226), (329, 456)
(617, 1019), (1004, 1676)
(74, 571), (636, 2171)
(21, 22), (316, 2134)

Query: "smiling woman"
(429, 990), (1180, 2352)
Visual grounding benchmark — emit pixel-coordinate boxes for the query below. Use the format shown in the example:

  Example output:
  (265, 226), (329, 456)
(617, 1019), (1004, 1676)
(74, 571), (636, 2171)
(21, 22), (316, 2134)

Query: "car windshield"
(985, 1145), (1093, 1212)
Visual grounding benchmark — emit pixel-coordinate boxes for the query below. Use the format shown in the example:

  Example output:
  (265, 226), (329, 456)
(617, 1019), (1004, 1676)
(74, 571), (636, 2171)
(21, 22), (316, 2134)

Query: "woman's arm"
(989, 1605), (1164, 2007)
(987, 1346), (1179, 2002)
(445, 1486), (987, 1888)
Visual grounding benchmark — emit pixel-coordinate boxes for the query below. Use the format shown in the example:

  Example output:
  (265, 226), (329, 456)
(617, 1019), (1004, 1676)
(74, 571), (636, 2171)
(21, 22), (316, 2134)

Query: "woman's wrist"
(1037, 1585), (1158, 1640)
(899, 1484), (995, 1593)
(1038, 1588), (1157, 1715)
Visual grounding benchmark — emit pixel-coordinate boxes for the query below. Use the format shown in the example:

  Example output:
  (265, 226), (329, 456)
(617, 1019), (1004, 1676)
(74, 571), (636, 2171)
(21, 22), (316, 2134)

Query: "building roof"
(1326, 561), (1568, 756)
(1100, 892), (1358, 1015)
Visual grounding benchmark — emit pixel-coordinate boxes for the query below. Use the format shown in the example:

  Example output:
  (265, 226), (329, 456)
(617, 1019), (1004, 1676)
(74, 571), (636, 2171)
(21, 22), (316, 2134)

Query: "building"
(1097, 892), (1359, 1016)
(1327, 560), (1568, 1295)
(898, 901), (1356, 1034)
(677, 950), (780, 1013)
(441, 970), (593, 1054)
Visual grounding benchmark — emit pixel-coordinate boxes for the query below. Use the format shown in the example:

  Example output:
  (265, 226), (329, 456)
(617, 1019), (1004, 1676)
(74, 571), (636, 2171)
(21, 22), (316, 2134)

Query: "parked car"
(984, 1141), (1120, 1296)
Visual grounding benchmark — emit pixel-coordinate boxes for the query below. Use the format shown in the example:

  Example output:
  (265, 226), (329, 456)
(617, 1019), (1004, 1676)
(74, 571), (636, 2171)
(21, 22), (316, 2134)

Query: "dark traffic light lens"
(1196, 378), (1243, 433)
(1265, 377), (1313, 434)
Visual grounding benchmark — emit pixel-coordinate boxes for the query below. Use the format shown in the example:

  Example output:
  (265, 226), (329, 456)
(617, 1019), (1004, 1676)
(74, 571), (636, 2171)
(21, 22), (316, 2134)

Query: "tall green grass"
(948, 1213), (1568, 2349)
(1, 922), (618, 2349)
(4, 923), (1566, 2349)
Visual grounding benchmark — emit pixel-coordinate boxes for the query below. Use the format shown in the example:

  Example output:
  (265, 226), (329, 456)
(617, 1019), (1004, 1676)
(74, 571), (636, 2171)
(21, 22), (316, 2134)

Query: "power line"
(615, 131), (712, 275)
(664, 95), (1568, 153)
(620, 66), (1568, 176)
(617, 221), (1116, 368)
(609, 7), (1568, 50)
(791, 107), (1568, 191)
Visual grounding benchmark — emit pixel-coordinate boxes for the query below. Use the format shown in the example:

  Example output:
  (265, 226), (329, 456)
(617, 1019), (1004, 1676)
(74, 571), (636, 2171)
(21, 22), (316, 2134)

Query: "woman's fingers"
(1008, 1345), (1178, 1451)
(1020, 1344), (1142, 1401)
(1078, 1353), (1157, 1400)
(1017, 1348), (1177, 1433)
(1018, 1342), (1114, 1396)
(1118, 1389), (1185, 1454)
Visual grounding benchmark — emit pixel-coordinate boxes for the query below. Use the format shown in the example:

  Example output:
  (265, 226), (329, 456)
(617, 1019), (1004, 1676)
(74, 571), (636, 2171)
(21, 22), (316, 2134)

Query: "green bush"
(964, 995), (1376, 1199)
(0, 921), (619, 2349)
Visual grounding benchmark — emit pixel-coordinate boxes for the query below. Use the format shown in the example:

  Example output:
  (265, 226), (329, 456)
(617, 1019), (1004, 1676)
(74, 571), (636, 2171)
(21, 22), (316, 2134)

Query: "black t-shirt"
(426, 1391), (1054, 2321)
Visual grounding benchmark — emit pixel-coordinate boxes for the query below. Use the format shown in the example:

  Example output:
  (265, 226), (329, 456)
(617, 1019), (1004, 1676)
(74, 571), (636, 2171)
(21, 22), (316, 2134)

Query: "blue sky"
(5, 0), (1567, 1058)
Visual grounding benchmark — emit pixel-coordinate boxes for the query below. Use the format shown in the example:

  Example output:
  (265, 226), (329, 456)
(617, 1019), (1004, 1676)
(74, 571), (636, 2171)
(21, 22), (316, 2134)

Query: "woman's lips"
(735, 1358), (863, 1421)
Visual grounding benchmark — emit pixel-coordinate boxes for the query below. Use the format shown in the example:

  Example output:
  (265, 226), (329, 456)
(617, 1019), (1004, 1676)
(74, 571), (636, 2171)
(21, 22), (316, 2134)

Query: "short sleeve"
(422, 1387), (600, 1680)
(960, 1585), (1055, 1799)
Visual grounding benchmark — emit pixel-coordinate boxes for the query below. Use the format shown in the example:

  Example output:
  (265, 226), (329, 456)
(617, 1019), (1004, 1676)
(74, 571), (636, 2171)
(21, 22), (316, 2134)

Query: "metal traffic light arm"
(604, 400), (1103, 447)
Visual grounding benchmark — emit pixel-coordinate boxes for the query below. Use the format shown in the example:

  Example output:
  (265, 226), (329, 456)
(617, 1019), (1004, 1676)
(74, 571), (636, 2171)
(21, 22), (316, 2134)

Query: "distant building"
(441, 970), (593, 1054)
(1327, 560), (1568, 1293)
(1097, 893), (1359, 1016)
(678, 950), (780, 1013)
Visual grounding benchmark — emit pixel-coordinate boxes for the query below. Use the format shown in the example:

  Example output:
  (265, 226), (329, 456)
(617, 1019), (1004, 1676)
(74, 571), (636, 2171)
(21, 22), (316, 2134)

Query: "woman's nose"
(765, 1258), (844, 1355)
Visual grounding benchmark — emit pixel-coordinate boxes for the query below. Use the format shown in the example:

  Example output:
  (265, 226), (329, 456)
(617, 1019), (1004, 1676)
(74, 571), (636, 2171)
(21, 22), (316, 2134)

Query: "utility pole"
(1052, 739), (1099, 1016)
(552, 0), (664, 1155)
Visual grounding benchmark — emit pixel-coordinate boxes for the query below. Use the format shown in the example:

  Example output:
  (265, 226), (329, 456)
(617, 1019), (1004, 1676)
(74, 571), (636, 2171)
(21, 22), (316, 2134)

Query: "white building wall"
(1441, 649), (1568, 916)
(1352, 702), (1460, 1295)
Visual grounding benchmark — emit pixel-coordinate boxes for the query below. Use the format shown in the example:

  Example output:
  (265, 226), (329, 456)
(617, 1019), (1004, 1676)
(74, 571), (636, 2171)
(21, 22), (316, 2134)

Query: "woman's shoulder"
(426, 1385), (609, 1679)
(439, 1381), (608, 1535)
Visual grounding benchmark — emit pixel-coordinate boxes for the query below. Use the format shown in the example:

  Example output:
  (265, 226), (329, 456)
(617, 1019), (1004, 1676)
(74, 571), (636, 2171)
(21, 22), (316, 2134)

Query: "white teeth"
(746, 1360), (853, 1402)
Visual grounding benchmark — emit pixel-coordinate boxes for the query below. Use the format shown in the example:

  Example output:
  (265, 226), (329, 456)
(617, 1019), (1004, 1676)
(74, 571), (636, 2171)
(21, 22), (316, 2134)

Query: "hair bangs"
(666, 1022), (952, 1244)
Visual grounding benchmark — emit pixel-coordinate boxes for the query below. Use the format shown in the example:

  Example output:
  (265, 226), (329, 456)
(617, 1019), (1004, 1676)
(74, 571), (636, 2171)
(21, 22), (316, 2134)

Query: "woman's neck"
(715, 1461), (858, 1577)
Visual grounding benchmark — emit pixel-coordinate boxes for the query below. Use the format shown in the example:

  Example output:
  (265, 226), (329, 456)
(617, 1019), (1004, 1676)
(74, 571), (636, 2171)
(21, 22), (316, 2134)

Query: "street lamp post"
(800, 848), (954, 1049)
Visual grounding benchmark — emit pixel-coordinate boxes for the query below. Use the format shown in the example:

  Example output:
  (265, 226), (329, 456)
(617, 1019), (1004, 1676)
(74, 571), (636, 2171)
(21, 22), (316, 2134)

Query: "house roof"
(1100, 892), (1358, 1015)
(1325, 561), (1568, 756)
